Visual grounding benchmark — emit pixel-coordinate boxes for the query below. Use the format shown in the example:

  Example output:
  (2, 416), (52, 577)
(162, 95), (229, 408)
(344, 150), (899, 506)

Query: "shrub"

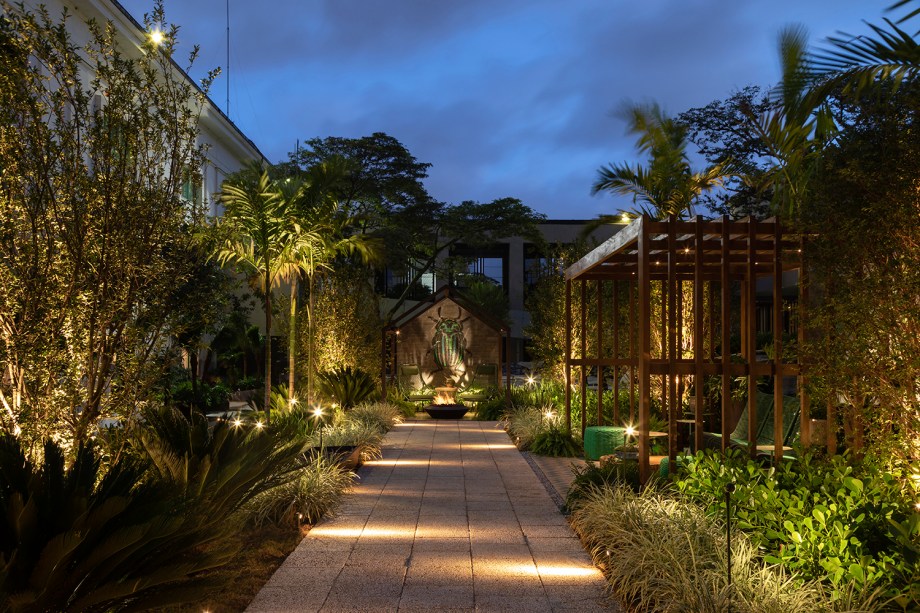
(673, 450), (920, 609)
(385, 387), (418, 418)
(569, 483), (830, 613)
(316, 366), (378, 409)
(502, 405), (545, 450)
(348, 401), (402, 433)
(247, 454), (357, 527)
(529, 424), (582, 457)
(0, 406), (309, 611)
(566, 459), (642, 511)
(475, 395), (507, 420)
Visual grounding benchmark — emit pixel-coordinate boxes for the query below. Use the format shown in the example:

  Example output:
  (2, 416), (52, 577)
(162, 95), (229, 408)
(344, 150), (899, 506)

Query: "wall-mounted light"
(149, 28), (165, 46)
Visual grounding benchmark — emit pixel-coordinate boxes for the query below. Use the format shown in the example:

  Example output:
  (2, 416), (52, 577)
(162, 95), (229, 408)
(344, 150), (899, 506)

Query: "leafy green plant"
(385, 387), (418, 418)
(475, 395), (507, 420)
(529, 424), (582, 457)
(569, 483), (830, 613)
(566, 459), (642, 512)
(316, 366), (378, 409)
(673, 450), (920, 609)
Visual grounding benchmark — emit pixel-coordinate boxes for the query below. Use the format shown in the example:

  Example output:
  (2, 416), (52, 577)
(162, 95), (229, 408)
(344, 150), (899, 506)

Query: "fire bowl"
(424, 404), (469, 419)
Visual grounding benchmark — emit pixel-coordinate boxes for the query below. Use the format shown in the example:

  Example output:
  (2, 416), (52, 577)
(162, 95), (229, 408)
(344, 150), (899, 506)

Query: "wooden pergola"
(564, 215), (819, 482)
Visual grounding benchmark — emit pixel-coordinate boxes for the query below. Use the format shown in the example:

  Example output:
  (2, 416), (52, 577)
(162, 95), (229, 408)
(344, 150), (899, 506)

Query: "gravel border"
(521, 450), (567, 511)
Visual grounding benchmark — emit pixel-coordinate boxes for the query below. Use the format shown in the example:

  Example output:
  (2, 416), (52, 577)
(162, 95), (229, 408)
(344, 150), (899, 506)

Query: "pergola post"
(597, 279), (604, 426)
(720, 216), (731, 453)
(667, 216), (678, 466)
(613, 280), (620, 424)
(773, 222), (784, 462)
(580, 279), (587, 438)
(693, 216), (705, 452)
(745, 220), (758, 458)
(638, 216), (651, 483)
(565, 279), (572, 434)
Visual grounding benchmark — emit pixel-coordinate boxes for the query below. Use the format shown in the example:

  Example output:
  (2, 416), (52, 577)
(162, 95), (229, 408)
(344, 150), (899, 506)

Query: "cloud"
(119, 0), (889, 218)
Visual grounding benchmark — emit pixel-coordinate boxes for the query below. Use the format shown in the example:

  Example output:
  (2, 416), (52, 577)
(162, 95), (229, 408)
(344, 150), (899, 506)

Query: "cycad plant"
(316, 366), (378, 409)
(0, 435), (232, 611)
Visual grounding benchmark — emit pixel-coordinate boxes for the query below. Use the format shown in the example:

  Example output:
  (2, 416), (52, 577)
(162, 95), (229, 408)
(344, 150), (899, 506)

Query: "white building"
(16, 0), (265, 205)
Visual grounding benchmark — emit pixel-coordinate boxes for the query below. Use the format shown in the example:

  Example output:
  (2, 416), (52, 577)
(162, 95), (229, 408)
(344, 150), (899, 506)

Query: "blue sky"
(120, 0), (889, 219)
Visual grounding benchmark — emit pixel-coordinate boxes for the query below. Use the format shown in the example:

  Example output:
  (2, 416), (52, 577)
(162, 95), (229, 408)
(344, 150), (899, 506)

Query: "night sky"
(119, 0), (888, 219)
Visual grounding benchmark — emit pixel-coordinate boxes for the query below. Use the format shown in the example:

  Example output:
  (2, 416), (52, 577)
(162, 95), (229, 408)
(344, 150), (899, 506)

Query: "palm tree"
(278, 161), (382, 403)
(808, 0), (920, 98)
(592, 102), (731, 220)
(215, 169), (296, 416)
(741, 26), (837, 218)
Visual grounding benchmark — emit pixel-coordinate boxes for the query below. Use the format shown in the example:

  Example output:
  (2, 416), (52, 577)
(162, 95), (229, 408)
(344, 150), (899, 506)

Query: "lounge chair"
(459, 363), (498, 405)
(397, 364), (434, 405)
(703, 390), (800, 452)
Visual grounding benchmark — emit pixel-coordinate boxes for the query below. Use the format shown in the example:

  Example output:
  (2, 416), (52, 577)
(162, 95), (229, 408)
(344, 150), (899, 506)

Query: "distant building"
(380, 219), (623, 363)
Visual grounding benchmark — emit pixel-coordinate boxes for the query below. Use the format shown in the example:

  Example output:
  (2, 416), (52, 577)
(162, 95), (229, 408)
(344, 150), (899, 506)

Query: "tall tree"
(0, 2), (213, 448)
(592, 102), (731, 220)
(678, 86), (777, 218)
(215, 170), (294, 416)
(289, 134), (544, 323)
(278, 161), (382, 403)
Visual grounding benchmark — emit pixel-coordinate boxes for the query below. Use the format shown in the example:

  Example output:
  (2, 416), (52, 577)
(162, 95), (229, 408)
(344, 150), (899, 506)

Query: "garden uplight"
(526, 375), (536, 386)
(148, 28), (164, 46)
(232, 418), (242, 428)
(312, 406), (324, 418)
(255, 420), (264, 430)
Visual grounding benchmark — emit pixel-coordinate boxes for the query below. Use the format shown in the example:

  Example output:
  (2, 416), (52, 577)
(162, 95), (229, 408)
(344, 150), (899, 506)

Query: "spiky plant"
(247, 454), (356, 527)
(316, 366), (378, 409)
(347, 401), (402, 433)
(0, 433), (274, 611)
(569, 484), (831, 613)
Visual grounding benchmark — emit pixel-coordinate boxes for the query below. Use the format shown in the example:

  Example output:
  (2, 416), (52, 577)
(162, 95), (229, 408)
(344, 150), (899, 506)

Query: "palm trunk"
(307, 274), (315, 403)
(288, 276), (297, 402)
(264, 279), (272, 419)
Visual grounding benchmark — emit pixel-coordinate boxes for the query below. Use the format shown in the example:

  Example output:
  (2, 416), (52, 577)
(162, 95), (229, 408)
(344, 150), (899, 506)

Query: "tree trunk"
(264, 280), (272, 419)
(307, 274), (315, 404)
(288, 276), (297, 402)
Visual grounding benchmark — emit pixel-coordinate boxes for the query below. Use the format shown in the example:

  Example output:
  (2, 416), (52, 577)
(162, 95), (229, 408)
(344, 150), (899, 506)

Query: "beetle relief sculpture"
(429, 306), (469, 385)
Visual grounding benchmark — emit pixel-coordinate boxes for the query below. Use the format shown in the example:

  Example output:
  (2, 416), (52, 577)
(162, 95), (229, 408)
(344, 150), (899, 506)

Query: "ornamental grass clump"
(502, 405), (545, 450)
(347, 401), (402, 433)
(568, 483), (830, 613)
(247, 454), (357, 527)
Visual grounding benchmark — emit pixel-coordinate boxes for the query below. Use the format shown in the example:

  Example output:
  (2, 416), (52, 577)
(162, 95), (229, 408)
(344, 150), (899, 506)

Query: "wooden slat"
(746, 221), (758, 458)
(580, 280), (587, 438)
(613, 280), (620, 424)
(597, 279), (604, 426)
(667, 217), (678, 465)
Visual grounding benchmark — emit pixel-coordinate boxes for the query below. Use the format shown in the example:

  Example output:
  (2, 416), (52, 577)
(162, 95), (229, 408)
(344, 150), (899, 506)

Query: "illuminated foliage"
(0, 2), (213, 450)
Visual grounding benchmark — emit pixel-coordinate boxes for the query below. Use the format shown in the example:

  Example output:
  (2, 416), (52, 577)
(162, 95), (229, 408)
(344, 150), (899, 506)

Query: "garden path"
(247, 420), (615, 612)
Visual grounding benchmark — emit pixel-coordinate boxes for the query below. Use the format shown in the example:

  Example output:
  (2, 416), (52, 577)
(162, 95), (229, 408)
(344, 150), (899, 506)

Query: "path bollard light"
(725, 481), (736, 612)
(313, 406), (325, 449)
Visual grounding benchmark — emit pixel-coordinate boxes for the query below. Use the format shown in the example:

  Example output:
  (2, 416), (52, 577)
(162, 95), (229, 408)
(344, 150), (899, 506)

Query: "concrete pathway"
(247, 420), (615, 612)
